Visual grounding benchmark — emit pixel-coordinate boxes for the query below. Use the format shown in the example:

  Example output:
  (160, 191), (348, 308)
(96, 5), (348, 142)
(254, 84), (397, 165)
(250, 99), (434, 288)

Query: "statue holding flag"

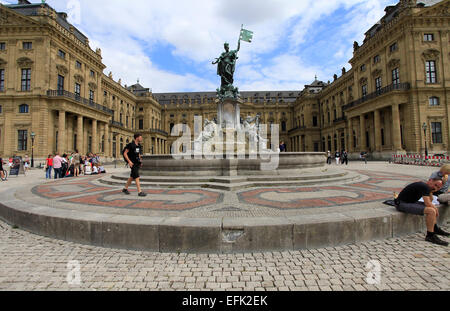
(213, 25), (253, 100)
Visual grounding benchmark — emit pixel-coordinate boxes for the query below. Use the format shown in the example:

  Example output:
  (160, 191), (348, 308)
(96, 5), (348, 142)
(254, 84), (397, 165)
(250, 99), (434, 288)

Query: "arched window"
(19, 104), (29, 113)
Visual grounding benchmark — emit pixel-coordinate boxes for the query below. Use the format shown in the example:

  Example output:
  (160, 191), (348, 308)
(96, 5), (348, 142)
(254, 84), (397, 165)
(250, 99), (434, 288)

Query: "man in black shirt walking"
(123, 133), (147, 197)
(396, 178), (449, 246)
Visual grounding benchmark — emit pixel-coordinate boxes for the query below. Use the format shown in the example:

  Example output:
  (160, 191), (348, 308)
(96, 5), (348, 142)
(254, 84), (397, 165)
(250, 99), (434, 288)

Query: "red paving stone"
(31, 171), (419, 211)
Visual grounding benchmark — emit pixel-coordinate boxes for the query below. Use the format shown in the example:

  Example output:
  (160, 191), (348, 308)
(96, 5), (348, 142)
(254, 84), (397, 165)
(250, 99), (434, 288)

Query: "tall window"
(373, 55), (380, 64)
(429, 97), (439, 107)
(281, 121), (287, 132)
(426, 61), (437, 83)
(89, 90), (94, 102)
(126, 116), (129, 127)
(424, 33), (434, 41)
(375, 77), (382, 92)
(312, 116), (318, 127)
(389, 42), (398, 53)
(18, 130), (28, 151)
(0, 69), (4, 91)
(139, 119), (144, 130)
(58, 50), (66, 59)
(75, 83), (81, 97)
(392, 68), (400, 86)
(0, 42), (5, 50)
(90, 70), (95, 77)
(431, 122), (442, 144)
(21, 69), (31, 91)
(362, 84), (368, 97)
(57, 75), (64, 92)
(75, 60), (82, 69)
(22, 42), (32, 50)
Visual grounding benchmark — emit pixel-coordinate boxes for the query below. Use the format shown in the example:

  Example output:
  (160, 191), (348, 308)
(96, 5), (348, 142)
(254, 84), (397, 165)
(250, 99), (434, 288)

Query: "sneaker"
(122, 189), (130, 195)
(138, 192), (147, 197)
(434, 226), (450, 237)
(425, 234), (448, 246)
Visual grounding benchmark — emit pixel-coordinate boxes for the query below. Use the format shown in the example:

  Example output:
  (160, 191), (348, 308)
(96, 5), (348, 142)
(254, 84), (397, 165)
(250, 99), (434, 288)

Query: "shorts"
(396, 201), (426, 216)
(130, 165), (140, 179)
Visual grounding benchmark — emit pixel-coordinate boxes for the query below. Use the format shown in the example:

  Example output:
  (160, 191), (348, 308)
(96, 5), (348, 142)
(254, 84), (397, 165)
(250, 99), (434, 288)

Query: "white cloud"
(4, 0), (396, 92)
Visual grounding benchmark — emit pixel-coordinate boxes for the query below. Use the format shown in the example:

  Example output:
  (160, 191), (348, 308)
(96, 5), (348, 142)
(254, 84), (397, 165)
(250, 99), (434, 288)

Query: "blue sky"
(1, 0), (396, 92)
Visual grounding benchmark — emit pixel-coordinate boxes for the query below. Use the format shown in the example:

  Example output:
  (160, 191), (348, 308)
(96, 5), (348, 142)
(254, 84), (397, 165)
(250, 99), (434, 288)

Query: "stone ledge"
(0, 197), (448, 254)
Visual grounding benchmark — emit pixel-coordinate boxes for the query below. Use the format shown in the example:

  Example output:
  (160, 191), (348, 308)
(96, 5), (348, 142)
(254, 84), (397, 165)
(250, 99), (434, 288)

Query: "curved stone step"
(98, 171), (363, 191)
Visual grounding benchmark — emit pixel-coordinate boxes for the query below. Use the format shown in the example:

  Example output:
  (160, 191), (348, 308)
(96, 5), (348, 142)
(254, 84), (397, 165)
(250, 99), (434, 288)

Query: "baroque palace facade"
(0, 0), (449, 163)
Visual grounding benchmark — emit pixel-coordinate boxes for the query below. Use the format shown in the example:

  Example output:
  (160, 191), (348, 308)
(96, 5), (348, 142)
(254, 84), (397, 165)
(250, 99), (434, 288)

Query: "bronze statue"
(213, 26), (253, 100)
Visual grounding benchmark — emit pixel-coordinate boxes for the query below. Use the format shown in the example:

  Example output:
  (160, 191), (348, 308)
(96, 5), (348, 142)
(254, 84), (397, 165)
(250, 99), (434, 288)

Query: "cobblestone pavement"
(0, 162), (449, 291)
(0, 219), (449, 291)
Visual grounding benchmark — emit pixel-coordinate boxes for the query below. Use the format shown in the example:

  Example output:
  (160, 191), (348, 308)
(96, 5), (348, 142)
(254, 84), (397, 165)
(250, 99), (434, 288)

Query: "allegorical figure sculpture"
(213, 42), (240, 100)
(213, 26), (253, 100)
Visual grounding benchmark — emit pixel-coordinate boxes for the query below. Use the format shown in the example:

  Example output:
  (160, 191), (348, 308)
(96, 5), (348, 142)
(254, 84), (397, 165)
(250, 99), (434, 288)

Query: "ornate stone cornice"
(371, 69), (382, 78)
(88, 82), (97, 90)
(388, 59), (401, 68)
(422, 49), (440, 59)
(74, 74), (84, 83)
(56, 64), (68, 75)
(16, 57), (33, 67)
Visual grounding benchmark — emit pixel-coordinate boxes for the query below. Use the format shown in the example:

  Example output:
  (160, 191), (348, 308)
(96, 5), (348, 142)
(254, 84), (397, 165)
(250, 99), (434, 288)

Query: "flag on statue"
(240, 28), (254, 43)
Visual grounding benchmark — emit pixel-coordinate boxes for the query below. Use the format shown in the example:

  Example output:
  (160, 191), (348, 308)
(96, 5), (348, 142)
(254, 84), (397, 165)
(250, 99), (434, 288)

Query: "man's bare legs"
(424, 206), (437, 232)
(124, 177), (142, 194)
(124, 177), (134, 190)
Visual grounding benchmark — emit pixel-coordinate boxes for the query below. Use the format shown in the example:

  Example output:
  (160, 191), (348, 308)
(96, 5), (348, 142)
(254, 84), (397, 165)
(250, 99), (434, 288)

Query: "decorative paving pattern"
(66, 189), (224, 211)
(237, 171), (421, 210)
(32, 179), (224, 211)
(29, 170), (424, 213)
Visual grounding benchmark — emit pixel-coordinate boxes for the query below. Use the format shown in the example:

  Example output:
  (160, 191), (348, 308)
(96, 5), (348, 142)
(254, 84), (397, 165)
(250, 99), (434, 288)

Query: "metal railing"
(333, 116), (347, 124)
(47, 90), (113, 115)
(148, 128), (169, 136)
(391, 154), (450, 167)
(110, 121), (124, 128)
(343, 83), (410, 111)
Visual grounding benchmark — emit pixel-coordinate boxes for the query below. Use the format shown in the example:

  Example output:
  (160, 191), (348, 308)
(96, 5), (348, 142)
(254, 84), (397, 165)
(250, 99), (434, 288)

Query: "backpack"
(122, 144), (130, 163)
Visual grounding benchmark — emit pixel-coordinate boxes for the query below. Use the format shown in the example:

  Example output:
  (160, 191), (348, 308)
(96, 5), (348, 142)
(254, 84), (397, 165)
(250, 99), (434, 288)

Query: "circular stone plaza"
(0, 162), (449, 291)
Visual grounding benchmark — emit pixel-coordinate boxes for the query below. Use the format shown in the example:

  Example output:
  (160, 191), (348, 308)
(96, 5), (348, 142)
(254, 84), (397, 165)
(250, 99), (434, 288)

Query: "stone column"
(77, 115), (83, 153)
(92, 119), (98, 154)
(58, 110), (66, 153)
(48, 110), (55, 155)
(374, 109), (382, 152)
(359, 114), (366, 152)
(392, 103), (402, 151)
(348, 118), (354, 153)
(104, 123), (110, 157)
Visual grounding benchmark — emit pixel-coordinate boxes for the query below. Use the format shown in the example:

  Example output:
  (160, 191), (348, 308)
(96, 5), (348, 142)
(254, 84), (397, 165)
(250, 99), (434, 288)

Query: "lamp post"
(30, 132), (36, 168)
(422, 123), (428, 157)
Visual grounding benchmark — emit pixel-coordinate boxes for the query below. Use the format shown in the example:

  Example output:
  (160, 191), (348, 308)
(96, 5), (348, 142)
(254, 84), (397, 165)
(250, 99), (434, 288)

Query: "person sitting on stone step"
(395, 178), (449, 246)
(430, 164), (450, 205)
